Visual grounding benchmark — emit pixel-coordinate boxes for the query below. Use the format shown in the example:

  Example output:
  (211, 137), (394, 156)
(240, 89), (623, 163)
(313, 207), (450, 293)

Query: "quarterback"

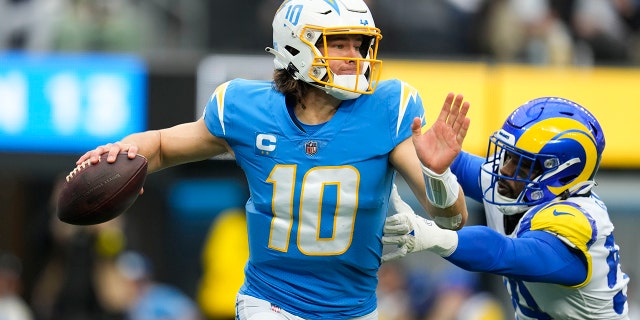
(75, 0), (471, 319)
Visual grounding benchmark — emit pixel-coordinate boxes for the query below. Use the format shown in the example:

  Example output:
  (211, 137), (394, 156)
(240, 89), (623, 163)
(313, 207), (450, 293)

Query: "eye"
(502, 152), (513, 164)
(516, 158), (535, 179)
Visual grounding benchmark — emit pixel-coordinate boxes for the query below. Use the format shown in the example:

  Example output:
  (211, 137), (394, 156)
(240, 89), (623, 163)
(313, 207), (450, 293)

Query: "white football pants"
(235, 294), (378, 320)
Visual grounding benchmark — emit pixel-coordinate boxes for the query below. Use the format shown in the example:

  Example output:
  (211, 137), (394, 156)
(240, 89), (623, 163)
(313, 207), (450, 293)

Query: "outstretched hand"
(382, 210), (459, 262)
(412, 93), (470, 174)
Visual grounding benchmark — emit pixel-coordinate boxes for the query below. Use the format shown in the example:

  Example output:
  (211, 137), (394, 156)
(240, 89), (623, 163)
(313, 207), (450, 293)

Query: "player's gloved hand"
(382, 210), (459, 262)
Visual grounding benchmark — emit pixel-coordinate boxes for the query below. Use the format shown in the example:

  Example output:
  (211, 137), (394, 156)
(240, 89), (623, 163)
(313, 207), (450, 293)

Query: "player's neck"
(296, 89), (340, 124)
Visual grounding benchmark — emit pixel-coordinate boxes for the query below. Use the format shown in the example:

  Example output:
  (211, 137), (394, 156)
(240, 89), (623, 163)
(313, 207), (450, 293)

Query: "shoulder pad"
(519, 201), (597, 252)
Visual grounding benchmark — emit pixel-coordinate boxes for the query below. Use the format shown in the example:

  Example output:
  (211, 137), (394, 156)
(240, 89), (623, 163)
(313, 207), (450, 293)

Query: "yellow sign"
(382, 60), (640, 169)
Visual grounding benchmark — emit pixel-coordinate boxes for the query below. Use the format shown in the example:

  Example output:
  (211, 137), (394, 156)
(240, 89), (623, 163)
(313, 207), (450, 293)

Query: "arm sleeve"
(450, 152), (484, 203)
(445, 226), (587, 286)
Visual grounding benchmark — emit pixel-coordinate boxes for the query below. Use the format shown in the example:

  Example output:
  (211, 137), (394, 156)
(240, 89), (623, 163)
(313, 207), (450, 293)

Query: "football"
(56, 152), (148, 225)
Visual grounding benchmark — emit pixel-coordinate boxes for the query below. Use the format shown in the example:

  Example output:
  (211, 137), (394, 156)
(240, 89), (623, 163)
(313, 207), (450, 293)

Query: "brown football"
(56, 152), (148, 225)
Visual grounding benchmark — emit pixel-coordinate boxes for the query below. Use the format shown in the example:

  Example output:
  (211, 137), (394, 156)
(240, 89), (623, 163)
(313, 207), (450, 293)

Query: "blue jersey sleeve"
(450, 151), (484, 202)
(446, 226), (587, 286)
(378, 79), (425, 146)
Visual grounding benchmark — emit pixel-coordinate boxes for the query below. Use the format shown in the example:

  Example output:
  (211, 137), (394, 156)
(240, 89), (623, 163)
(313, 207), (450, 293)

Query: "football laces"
(66, 159), (94, 182)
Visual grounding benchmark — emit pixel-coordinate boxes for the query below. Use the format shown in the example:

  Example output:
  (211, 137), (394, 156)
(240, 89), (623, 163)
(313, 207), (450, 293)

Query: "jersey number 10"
(267, 165), (359, 256)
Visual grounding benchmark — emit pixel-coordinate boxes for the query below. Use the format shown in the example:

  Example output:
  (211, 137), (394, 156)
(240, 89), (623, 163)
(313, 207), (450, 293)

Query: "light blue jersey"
(203, 78), (424, 319)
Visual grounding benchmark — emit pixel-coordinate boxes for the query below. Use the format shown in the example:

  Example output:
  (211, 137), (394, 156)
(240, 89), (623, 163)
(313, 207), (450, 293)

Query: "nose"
(344, 48), (360, 65)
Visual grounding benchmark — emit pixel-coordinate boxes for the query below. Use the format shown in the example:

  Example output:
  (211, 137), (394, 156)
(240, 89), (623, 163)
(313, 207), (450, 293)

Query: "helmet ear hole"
(285, 45), (300, 56)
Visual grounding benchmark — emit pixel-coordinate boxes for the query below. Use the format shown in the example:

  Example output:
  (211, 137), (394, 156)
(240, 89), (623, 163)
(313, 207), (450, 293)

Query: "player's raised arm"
(391, 92), (470, 230)
(414, 93), (470, 227)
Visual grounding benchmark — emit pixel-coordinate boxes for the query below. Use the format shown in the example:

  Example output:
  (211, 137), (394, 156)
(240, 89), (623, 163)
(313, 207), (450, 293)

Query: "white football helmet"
(267, 0), (382, 100)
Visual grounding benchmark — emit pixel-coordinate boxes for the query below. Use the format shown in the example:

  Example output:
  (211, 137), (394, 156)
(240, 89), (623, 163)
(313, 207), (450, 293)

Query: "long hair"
(273, 69), (313, 107)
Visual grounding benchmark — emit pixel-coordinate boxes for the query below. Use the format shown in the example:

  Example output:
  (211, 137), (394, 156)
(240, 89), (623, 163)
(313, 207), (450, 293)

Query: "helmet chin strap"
(495, 192), (532, 215)
(496, 180), (596, 215)
(320, 74), (369, 100)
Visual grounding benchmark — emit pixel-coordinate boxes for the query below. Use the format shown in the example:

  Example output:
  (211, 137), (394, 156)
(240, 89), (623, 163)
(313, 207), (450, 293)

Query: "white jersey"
(480, 165), (630, 319)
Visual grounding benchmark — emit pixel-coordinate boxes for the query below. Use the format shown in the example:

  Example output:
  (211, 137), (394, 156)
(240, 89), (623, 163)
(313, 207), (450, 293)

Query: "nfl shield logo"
(304, 141), (318, 156)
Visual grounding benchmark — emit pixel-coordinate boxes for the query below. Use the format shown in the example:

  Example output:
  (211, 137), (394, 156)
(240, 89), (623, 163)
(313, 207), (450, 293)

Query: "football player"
(383, 97), (630, 319)
(76, 0), (471, 319)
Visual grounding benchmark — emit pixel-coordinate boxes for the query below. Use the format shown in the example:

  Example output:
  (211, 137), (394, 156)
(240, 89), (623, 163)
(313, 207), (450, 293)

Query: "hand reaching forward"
(382, 210), (459, 262)
(412, 93), (470, 174)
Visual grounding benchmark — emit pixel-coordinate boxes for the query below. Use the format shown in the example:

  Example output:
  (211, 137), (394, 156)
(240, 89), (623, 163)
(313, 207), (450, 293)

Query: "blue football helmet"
(482, 97), (606, 215)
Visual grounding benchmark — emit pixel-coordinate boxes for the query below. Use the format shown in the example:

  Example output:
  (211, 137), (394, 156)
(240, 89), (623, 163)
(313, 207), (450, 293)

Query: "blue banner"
(0, 52), (146, 153)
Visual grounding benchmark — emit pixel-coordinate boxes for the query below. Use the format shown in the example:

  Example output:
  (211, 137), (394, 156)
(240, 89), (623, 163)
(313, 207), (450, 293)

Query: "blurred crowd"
(371, 0), (640, 66)
(0, 0), (639, 66)
(0, 0), (206, 55)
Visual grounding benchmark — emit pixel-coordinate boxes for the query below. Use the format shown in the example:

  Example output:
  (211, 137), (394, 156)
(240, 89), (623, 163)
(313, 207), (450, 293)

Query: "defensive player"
(383, 97), (630, 319)
(76, 0), (471, 319)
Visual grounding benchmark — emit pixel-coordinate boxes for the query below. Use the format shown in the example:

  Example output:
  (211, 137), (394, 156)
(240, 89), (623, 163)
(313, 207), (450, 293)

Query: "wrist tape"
(434, 214), (463, 230)
(422, 164), (459, 209)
